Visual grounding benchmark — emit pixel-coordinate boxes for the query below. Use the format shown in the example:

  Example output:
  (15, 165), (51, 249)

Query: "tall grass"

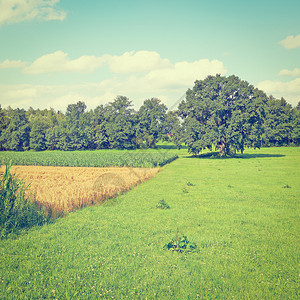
(0, 162), (51, 238)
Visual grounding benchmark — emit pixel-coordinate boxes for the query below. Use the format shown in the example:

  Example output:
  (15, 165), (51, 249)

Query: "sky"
(0, 0), (299, 111)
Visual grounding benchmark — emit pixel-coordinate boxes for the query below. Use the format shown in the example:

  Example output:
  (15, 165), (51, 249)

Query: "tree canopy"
(175, 75), (294, 156)
(136, 98), (168, 148)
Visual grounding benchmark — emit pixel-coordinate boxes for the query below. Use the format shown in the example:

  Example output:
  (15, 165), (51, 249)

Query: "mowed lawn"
(0, 147), (299, 299)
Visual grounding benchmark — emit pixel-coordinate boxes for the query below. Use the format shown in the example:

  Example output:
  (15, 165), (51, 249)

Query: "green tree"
(262, 97), (298, 146)
(45, 111), (65, 150)
(291, 107), (300, 145)
(90, 105), (110, 149)
(0, 108), (30, 151)
(0, 106), (9, 150)
(65, 101), (90, 150)
(177, 75), (267, 156)
(29, 115), (50, 151)
(26, 107), (63, 151)
(105, 96), (137, 149)
(162, 110), (181, 143)
(136, 98), (167, 148)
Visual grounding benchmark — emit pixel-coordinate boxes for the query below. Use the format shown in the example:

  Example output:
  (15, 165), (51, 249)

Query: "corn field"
(0, 150), (178, 168)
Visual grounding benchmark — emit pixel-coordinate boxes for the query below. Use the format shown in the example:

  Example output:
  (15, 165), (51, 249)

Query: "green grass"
(0, 148), (178, 168)
(0, 147), (299, 299)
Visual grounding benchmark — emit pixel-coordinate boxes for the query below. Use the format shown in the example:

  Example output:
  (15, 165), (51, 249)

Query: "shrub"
(164, 228), (199, 253)
(0, 162), (51, 238)
(283, 184), (291, 188)
(156, 199), (170, 209)
(182, 187), (189, 193)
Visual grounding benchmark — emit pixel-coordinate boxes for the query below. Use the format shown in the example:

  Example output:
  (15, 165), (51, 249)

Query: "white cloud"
(0, 83), (120, 111)
(108, 51), (172, 73)
(0, 59), (27, 69)
(257, 78), (300, 106)
(23, 50), (173, 74)
(22, 50), (226, 79)
(278, 68), (300, 77)
(0, 52), (227, 110)
(5, 86), (37, 99)
(0, 84), (37, 108)
(0, 0), (66, 26)
(279, 34), (300, 49)
(145, 59), (226, 88)
(0, 81), (182, 112)
(23, 51), (106, 74)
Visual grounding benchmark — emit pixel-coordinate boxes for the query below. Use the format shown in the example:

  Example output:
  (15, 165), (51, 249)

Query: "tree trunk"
(217, 141), (227, 157)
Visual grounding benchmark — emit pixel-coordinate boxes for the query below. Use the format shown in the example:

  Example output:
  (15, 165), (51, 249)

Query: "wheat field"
(1, 165), (159, 217)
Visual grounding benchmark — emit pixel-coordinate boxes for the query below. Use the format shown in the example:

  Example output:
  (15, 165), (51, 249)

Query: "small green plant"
(283, 184), (291, 188)
(156, 199), (170, 209)
(182, 187), (189, 193)
(164, 228), (199, 253)
(227, 184), (233, 188)
(186, 181), (195, 186)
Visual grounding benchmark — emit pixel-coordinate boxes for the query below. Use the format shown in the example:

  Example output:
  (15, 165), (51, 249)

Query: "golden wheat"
(0, 165), (159, 216)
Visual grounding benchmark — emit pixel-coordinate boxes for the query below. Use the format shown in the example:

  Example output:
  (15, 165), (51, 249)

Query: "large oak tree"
(176, 74), (268, 156)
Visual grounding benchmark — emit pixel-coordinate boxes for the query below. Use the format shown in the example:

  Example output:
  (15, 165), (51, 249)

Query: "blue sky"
(0, 0), (299, 110)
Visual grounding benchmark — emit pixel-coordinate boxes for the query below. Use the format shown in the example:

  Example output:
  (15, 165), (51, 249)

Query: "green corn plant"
(0, 151), (178, 168)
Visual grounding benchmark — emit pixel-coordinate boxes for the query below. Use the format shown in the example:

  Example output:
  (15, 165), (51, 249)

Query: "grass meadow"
(0, 147), (299, 299)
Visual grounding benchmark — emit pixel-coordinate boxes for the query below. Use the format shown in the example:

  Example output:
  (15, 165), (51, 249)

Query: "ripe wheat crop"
(0, 165), (159, 217)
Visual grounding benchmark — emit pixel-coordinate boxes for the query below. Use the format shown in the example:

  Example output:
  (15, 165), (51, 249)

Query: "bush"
(156, 199), (170, 209)
(164, 228), (199, 253)
(283, 184), (291, 188)
(0, 162), (51, 238)
(182, 187), (189, 193)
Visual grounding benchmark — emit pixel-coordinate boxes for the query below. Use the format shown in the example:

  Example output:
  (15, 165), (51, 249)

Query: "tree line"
(0, 97), (178, 151)
(0, 75), (299, 155)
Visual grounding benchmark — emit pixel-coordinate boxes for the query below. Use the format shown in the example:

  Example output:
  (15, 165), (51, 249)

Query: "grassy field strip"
(0, 147), (299, 299)
(0, 165), (159, 217)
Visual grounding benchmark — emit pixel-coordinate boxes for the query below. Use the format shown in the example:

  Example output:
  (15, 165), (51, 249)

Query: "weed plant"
(164, 228), (199, 253)
(182, 187), (189, 193)
(283, 184), (291, 188)
(156, 199), (170, 209)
